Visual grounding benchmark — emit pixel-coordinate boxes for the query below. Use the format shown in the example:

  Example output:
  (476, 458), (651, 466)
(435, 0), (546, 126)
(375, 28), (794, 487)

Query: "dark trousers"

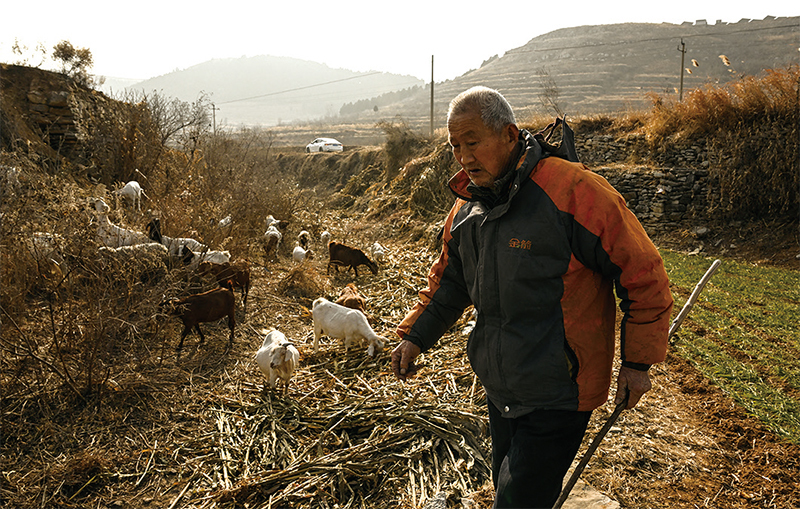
(488, 400), (592, 509)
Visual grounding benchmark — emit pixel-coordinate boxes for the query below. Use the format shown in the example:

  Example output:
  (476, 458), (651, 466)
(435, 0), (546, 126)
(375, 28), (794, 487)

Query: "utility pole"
(211, 102), (220, 135)
(430, 55), (434, 139)
(677, 39), (686, 101)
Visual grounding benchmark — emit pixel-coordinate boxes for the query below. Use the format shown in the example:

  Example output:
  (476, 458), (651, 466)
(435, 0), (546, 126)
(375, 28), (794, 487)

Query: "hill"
(125, 55), (424, 127)
(125, 16), (798, 136)
(345, 16), (800, 130)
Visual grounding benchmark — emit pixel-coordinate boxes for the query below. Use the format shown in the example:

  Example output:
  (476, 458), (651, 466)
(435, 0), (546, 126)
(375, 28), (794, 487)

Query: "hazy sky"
(2, 1), (797, 83)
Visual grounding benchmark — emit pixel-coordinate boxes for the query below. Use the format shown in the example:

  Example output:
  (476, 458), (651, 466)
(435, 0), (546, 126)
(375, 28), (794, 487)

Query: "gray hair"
(447, 86), (516, 133)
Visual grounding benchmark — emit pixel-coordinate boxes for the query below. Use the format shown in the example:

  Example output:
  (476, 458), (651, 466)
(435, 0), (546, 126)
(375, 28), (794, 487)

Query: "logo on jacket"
(508, 238), (531, 250)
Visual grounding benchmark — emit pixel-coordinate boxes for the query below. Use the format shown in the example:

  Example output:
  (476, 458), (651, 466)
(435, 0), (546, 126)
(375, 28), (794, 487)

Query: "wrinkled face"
(448, 109), (519, 188)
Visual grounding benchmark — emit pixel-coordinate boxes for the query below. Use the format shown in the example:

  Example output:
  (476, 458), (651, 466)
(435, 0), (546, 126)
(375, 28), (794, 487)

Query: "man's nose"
(460, 147), (474, 165)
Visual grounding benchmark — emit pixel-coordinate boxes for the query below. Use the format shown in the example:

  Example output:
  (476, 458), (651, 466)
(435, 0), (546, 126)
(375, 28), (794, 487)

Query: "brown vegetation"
(640, 65), (800, 219)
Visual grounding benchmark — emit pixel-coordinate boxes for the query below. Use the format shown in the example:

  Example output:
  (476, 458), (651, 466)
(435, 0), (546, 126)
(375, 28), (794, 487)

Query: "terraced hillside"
(350, 16), (799, 131)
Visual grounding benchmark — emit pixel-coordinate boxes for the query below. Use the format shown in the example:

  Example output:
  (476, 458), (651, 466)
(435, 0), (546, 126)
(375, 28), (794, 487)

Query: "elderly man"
(391, 86), (673, 508)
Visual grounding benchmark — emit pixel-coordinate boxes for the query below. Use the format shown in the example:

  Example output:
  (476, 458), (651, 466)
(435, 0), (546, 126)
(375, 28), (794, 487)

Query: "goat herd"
(27, 180), (393, 396)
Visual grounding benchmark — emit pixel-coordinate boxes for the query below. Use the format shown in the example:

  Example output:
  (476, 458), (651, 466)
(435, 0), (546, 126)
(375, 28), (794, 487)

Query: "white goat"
(91, 198), (151, 248)
(369, 242), (386, 264)
(146, 218), (207, 257)
(92, 196), (110, 214)
(292, 245), (313, 263)
(311, 297), (386, 357)
(114, 180), (147, 211)
(255, 329), (300, 394)
(263, 225), (282, 260)
(180, 245), (231, 270)
(97, 243), (170, 280)
(320, 230), (331, 246)
(265, 215), (288, 231)
(98, 242), (169, 262)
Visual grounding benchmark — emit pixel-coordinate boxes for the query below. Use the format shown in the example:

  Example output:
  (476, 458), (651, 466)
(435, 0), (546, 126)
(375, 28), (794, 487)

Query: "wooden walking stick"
(553, 259), (722, 509)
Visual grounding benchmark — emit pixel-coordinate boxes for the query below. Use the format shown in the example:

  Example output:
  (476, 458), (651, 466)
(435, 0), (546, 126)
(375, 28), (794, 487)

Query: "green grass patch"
(660, 249), (800, 443)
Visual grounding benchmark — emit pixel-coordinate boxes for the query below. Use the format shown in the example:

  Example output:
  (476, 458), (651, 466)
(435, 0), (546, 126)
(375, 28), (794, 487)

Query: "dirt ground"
(651, 219), (799, 272)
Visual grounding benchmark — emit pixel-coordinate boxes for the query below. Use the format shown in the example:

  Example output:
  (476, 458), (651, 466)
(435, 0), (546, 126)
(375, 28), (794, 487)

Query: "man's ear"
(505, 123), (520, 144)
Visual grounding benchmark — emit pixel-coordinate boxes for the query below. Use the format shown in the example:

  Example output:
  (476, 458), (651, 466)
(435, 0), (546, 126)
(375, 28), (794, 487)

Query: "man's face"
(448, 110), (519, 188)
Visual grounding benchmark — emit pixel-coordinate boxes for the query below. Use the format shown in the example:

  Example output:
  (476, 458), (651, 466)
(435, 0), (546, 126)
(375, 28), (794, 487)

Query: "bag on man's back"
(533, 116), (579, 163)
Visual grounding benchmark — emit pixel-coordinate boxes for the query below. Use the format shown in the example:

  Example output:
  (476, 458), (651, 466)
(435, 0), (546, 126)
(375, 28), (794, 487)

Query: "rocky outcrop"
(1, 64), (161, 184)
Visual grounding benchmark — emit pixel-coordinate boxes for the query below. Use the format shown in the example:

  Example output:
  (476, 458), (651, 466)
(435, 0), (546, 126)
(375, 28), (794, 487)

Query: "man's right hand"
(391, 339), (422, 381)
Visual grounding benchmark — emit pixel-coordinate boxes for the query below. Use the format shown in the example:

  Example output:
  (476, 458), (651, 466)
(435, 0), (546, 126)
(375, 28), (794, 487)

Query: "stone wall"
(25, 82), (80, 153)
(592, 166), (711, 236)
(574, 133), (715, 235)
(2, 64), (156, 183)
(576, 133), (710, 168)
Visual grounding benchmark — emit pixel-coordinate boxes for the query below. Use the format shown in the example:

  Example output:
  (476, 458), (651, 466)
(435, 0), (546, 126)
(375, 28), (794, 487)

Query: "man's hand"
(391, 340), (422, 381)
(614, 366), (652, 409)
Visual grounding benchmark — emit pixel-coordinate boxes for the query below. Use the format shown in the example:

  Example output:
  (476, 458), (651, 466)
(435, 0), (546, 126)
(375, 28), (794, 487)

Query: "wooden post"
(430, 55), (434, 139)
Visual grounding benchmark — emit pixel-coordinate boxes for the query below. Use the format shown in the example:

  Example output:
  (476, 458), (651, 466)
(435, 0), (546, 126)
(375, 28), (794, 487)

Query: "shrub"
(642, 65), (799, 220)
(377, 120), (430, 182)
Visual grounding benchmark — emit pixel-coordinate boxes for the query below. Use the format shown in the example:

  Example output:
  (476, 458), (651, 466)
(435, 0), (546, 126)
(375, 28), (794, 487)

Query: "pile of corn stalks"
(178, 343), (490, 508)
(177, 241), (491, 508)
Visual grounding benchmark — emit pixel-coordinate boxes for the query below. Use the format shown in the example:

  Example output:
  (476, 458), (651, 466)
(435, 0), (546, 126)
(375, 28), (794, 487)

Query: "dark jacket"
(397, 130), (673, 415)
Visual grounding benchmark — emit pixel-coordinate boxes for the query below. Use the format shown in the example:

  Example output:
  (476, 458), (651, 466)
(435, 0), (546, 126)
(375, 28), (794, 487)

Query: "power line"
(217, 71), (385, 105)
(502, 23), (799, 57)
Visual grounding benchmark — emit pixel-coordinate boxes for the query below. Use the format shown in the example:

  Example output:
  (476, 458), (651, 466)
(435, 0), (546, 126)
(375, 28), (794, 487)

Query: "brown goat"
(161, 284), (235, 350)
(327, 242), (378, 277)
(197, 260), (251, 314)
(335, 283), (367, 314)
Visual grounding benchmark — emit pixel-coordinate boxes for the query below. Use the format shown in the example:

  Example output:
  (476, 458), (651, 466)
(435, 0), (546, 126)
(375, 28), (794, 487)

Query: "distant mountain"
(125, 55), (424, 127)
(98, 76), (143, 96)
(357, 16), (800, 130)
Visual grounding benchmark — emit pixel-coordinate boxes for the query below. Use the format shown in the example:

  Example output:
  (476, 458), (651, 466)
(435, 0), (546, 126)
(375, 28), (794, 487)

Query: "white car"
(306, 138), (343, 153)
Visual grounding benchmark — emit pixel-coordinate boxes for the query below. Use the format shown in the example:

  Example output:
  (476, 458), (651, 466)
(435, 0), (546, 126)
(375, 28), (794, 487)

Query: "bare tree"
(139, 90), (212, 147)
(536, 67), (564, 117)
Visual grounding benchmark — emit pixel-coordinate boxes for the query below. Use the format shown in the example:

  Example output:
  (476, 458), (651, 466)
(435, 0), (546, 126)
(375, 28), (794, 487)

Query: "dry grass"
(540, 66), (799, 221)
(641, 65), (799, 219)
